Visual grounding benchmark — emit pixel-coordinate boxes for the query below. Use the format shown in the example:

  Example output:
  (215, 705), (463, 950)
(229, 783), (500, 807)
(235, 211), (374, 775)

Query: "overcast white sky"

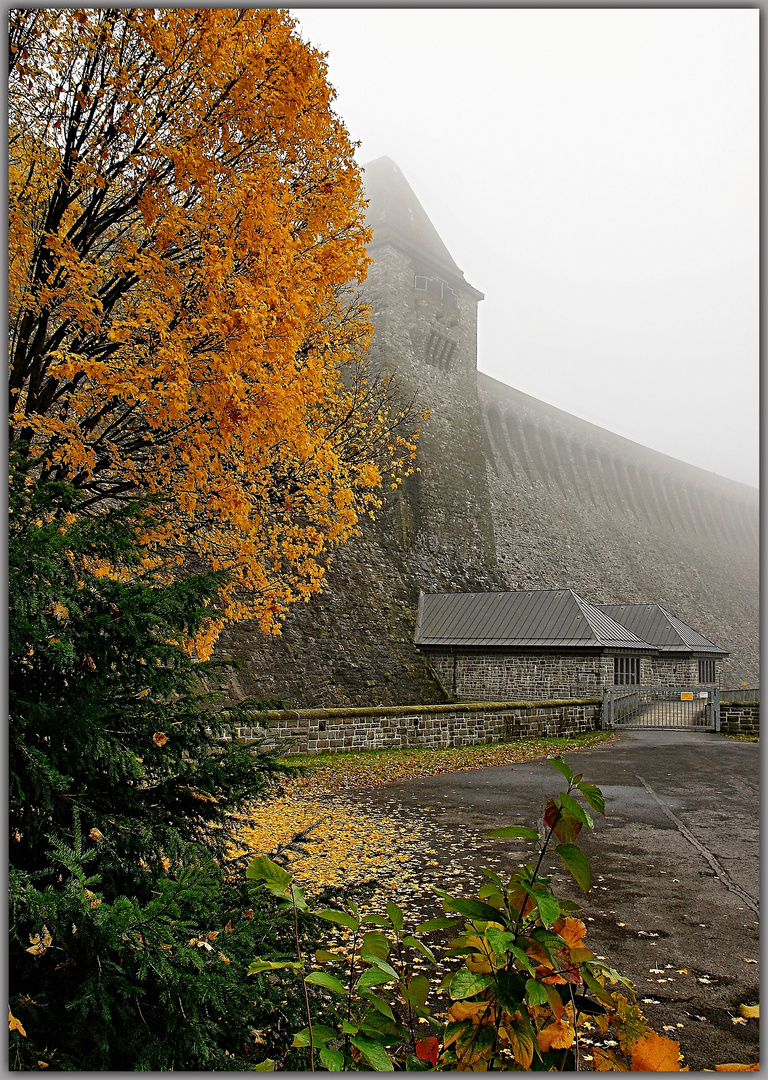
(292, 7), (758, 489)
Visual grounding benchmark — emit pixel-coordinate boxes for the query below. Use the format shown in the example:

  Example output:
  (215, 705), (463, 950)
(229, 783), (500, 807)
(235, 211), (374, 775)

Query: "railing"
(721, 687), (759, 704)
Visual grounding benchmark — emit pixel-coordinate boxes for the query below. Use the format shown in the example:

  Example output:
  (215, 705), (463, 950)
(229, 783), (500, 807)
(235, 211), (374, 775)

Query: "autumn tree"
(9, 8), (416, 654)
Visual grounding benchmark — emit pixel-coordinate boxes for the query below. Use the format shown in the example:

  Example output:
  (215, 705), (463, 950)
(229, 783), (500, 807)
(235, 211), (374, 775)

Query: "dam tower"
(360, 157), (496, 568)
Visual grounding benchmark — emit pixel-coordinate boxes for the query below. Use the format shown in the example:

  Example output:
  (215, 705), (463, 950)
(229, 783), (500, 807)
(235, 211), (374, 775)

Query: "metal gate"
(604, 687), (720, 730)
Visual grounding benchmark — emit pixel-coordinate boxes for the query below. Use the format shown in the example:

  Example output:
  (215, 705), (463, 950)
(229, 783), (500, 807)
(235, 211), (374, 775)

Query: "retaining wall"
(227, 699), (602, 755)
(719, 701), (759, 737)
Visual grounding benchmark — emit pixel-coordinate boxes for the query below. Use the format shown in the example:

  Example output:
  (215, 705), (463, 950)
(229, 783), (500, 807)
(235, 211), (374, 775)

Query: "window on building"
(614, 655), (640, 685)
(424, 329), (457, 371)
(698, 658), (716, 684)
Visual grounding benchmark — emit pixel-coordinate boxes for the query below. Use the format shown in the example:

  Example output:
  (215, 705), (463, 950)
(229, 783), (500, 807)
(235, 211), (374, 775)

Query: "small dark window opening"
(698, 658), (716, 684)
(614, 655), (640, 685)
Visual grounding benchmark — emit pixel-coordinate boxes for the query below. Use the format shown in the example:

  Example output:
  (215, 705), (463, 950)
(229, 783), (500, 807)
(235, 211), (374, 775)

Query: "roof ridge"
(572, 592), (651, 648)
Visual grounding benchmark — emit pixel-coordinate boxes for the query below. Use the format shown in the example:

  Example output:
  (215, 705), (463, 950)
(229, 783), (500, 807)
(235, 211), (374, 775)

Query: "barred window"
(698, 658), (716, 683)
(614, 655), (640, 685)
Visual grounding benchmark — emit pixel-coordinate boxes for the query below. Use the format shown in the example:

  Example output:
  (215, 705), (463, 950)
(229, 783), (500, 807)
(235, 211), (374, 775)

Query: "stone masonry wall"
(643, 656), (700, 687)
(426, 651), (616, 701)
(227, 699), (602, 755)
(719, 702), (759, 737)
(424, 651), (725, 701)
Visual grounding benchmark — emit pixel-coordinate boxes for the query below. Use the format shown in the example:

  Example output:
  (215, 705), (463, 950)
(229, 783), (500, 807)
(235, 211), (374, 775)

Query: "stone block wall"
(633, 656), (724, 688)
(644, 656), (700, 687)
(425, 650), (615, 701)
(423, 650), (726, 702)
(226, 699), (602, 755)
(719, 702), (759, 737)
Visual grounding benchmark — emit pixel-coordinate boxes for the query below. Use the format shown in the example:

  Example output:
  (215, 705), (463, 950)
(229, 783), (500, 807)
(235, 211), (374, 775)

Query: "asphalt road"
(355, 729), (759, 1071)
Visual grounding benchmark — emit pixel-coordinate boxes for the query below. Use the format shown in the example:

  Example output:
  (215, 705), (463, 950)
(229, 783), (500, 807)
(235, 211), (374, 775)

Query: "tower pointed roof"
(362, 156), (479, 293)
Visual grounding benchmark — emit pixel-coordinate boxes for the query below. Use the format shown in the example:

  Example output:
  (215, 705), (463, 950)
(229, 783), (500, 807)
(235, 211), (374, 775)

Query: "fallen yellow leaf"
(631, 1030), (683, 1072)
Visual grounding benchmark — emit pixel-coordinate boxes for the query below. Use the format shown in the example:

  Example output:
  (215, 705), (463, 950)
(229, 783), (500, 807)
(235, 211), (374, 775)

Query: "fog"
(293, 8), (758, 489)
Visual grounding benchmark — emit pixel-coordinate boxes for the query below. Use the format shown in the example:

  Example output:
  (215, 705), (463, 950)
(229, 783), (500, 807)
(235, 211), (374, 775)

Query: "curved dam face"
(478, 374), (758, 685)
(214, 158), (758, 705)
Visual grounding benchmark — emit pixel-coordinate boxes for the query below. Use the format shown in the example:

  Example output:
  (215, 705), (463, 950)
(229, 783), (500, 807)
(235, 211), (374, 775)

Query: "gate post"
(713, 687), (721, 732)
(603, 688), (612, 728)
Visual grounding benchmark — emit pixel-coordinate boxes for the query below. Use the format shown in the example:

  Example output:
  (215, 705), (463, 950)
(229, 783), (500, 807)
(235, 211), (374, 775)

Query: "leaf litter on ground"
(281, 731), (615, 796)
(229, 732), (614, 902)
(228, 732), (760, 1070)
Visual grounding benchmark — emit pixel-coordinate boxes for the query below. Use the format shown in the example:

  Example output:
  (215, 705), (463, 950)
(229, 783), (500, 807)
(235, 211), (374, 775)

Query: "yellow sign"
(680, 692), (694, 701)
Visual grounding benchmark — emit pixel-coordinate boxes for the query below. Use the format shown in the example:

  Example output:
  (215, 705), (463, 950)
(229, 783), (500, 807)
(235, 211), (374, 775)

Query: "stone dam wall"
(212, 520), (505, 709)
(211, 160), (758, 708)
(213, 381), (758, 709)
(476, 373), (759, 690)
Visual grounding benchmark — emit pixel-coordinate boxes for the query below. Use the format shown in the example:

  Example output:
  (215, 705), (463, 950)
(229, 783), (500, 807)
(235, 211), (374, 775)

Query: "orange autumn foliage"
(536, 1018), (575, 1053)
(714, 1066), (759, 1072)
(629, 1029), (684, 1072)
(9, 9), (417, 653)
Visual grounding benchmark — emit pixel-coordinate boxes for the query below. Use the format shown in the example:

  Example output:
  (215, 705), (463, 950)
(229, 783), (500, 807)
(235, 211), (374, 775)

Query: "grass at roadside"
(278, 729), (616, 796)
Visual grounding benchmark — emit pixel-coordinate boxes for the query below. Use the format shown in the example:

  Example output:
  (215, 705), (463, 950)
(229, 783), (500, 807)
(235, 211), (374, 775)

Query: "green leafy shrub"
(8, 462), (309, 1070)
(247, 759), (684, 1071)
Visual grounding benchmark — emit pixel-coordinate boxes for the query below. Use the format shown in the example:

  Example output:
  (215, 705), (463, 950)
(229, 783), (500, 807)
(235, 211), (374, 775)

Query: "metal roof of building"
(597, 604), (728, 656)
(415, 589), (652, 650)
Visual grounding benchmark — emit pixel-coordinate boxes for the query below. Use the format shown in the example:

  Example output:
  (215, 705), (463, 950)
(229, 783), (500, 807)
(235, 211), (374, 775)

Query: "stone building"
(415, 589), (729, 701)
(213, 158), (758, 707)
(597, 602), (729, 687)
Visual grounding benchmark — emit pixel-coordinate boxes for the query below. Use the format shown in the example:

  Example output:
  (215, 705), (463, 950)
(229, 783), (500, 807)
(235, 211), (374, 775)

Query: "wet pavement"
(354, 729), (759, 1071)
